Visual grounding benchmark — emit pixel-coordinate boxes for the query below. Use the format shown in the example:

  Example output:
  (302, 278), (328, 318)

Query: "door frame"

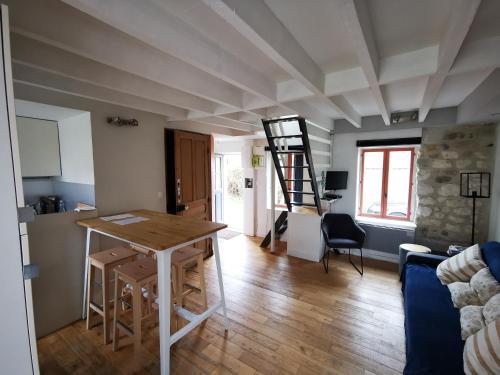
(214, 153), (224, 222)
(0, 4), (39, 374)
(220, 152), (244, 232)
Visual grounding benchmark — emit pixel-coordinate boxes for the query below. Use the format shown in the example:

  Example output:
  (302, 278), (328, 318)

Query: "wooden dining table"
(77, 209), (228, 375)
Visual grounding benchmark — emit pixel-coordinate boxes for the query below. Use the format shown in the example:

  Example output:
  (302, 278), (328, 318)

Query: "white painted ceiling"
(5, 0), (500, 134)
(14, 99), (86, 121)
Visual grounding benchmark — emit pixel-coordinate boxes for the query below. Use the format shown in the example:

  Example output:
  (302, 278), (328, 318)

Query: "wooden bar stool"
(112, 257), (157, 352)
(172, 247), (208, 317)
(86, 246), (138, 344)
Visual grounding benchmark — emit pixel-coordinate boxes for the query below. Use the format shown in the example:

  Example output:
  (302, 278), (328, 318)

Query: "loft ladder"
(260, 116), (321, 248)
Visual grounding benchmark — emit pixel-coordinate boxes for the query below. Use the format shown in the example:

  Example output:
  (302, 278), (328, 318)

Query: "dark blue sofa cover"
(402, 254), (464, 375)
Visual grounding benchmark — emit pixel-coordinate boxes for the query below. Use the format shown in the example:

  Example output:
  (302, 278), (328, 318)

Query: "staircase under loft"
(260, 116), (322, 248)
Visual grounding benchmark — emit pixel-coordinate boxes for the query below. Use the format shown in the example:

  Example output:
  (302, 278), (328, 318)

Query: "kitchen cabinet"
(17, 116), (61, 177)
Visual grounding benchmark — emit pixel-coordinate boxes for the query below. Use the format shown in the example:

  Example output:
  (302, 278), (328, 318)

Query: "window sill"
(355, 216), (416, 230)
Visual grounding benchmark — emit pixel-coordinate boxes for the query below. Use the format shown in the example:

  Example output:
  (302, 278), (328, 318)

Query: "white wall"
(57, 112), (94, 185)
(15, 84), (238, 216)
(0, 76), (34, 375)
(489, 123), (500, 241)
(331, 128), (422, 216)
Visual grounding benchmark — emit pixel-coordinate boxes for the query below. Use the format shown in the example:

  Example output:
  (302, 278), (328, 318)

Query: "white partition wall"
(0, 4), (37, 374)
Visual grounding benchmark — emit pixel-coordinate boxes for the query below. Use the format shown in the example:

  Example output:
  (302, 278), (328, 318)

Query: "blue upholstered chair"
(321, 213), (366, 275)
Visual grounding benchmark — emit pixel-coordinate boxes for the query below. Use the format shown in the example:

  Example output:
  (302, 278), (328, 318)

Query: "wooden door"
(165, 129), (212, 255)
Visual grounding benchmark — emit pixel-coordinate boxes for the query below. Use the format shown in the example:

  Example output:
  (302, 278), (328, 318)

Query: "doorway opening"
(215, 153), (244, 233)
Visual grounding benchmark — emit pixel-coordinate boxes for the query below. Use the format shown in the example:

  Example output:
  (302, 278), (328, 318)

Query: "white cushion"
(484, 294), (500, 324)
(470, 268), (500, 305)
(448, 282), (481, 308)
(460, 305), (485, 340)
(437, 244), (486, 285)
(464, 319), (500, 375)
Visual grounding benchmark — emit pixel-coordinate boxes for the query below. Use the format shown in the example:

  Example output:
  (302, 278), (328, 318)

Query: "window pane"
(361, 151), (384, 215)
(386, 150), (412, 218)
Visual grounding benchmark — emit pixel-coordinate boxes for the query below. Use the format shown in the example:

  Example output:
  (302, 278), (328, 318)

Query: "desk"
(399, 243), (431, 275)
(77, 209), (228, 375)
(287, 206), (326, 262)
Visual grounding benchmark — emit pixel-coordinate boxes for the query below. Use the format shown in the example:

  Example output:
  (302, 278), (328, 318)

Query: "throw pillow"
(470, 268), (500, 305)
(437, 244), (486, 285)
(448, 282), (481, 308)
(481, 241), (500, 281)
(463, 319), (500, 375)
(460, 305), (485, 340)
(483, 293), (500, 324)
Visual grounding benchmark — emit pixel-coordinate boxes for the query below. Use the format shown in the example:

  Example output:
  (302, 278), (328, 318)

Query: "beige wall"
(14, 83), (241, 216)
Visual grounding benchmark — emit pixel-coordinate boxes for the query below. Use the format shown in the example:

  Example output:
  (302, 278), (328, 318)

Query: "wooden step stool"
(112, 257), (157, 352)
(86, 246), (138, 344)
(171, 246), (208, 319)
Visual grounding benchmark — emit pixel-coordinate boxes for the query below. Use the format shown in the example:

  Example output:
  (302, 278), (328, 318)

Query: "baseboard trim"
(336, 248), (399, 264)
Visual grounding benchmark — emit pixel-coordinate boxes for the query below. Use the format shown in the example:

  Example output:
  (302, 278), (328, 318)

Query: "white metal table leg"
(82, 228), (91, 319)
(157, 250), (172, 375)
(212, 233), (229, 330)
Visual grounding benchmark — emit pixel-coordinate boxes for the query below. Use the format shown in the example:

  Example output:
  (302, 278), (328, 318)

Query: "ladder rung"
(284, 179), (312, 182)
(269, 135), (302, 140)
(280, 165), (309, 168)
(276, 151), (304, 154)
(288, 191), (315, 195)
(290, 202), (317, 207)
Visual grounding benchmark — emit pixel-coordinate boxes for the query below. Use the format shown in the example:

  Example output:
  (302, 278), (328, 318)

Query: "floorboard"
(37, 235), (405, 375)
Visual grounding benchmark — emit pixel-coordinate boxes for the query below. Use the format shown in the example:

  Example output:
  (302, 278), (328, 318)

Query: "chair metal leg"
(348, 248), (364, 276)
(322, 243), (330, 273)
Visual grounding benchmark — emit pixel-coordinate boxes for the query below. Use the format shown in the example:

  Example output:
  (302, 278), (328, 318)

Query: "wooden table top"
(77, 209), (227, 251)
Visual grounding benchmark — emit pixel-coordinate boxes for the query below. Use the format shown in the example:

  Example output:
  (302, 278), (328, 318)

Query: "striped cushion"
(437, 244), (487, 285)
(464, 319), (500, 375)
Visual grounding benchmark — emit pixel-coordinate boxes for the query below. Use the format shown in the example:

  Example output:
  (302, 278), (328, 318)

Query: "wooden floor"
(38, 235), (406, 375)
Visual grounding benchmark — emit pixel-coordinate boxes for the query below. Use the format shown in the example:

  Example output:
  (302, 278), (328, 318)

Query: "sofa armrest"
(406, 253), (448, 268)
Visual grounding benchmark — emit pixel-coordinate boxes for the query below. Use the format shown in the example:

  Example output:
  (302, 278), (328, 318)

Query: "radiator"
(359, 223), (415, 255)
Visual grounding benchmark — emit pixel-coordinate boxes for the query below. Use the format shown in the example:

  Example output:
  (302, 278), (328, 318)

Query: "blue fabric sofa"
(401, 242), (500, 375)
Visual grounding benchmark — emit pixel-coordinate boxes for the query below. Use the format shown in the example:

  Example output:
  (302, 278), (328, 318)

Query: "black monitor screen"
(325, 171), (348, 190)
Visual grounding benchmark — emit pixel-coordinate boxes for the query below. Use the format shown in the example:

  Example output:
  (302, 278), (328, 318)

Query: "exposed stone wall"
(415, 124), (496, 250)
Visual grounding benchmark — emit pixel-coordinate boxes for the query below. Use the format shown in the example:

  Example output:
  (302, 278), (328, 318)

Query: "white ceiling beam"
(286, 101), (333, 131)
(13, 63), (188, 120)
(11, 34), (219, 115)
(236, 112), (261, 123)
(379, 45), (439, 85)
(242, 93), (274, 111)
(217, 111), (261, 125)
(418, 0), (481, 122)
(245, 108), (267, 119)
(265, 106), (295, 119)
(61, 0), (277, 101)
(201, 0), (361, 128)
(194, 116), (258, 133)
(325, 67), (368, 96)
(457, 68), (500, 123)
(340, 0), (390, 125)
(450, 36), (500, 76)
(8, 0), (243, 109)
(167, 120), (246, 137)
(324, 46), (439, 96)
(277, 80), (315, 103)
